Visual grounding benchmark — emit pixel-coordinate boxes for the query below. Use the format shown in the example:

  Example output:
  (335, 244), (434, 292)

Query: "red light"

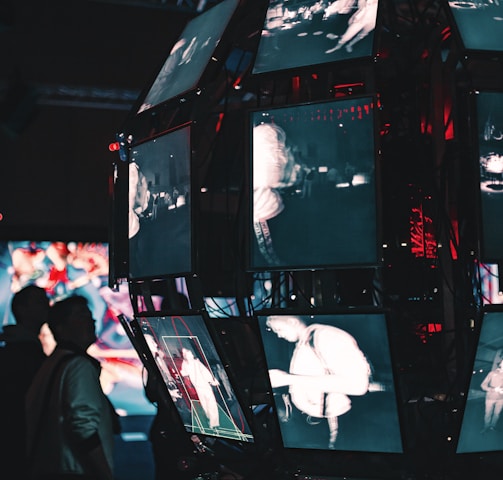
(215, 113), (224, 133)
(109, 142), (120, 152)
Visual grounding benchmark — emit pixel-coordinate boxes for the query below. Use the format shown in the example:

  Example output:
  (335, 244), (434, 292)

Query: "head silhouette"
(48, 296), (96, 351)
(11, 285), (50, 334)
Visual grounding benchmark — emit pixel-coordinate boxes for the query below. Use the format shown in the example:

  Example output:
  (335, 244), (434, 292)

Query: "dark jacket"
(25, 344), (117, 478)
(0, 324), (46, 479)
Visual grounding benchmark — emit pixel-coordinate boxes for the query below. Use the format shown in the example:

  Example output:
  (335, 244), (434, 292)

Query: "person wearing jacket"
(25, 295), (119, 480)
(0, 285), (49, 480)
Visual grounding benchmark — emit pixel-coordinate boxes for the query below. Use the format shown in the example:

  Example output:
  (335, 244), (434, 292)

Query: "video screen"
(479, 263), (502, 305)
(137, 313), (255, 443)
(0, 240), (155, 416)
(249, 97), (378, 270)
(252, 0), (378, 75)
(257, 312), (402, 452)
(137, 0), (239, 113)
(448, 1), (503, 52)
(457, 310), (503, 453)
(128, 125), (192, 280)
(476, 92), (503, 261)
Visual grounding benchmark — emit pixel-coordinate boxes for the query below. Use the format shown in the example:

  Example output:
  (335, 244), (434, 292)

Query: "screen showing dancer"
(249, 96), (378, 270)
(253, 0), (378, 75)
(457, 311), (503, 453)
(257, 311), (402, 452)
(137, 0), (239, 113)
(137, 313), (255, 443)
(128, 125), (192, 280)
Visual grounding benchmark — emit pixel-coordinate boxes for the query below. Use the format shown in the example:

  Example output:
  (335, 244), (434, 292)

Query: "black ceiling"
(0, 0), (197, 238)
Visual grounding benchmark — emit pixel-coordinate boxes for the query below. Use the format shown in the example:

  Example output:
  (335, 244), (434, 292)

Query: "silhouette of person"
(265, 315), (370, 449)
(0, 285), (50, 480)
(481, 357), (503, 433)
(25, 296), (119, 479)
(180, 346), (220, 429)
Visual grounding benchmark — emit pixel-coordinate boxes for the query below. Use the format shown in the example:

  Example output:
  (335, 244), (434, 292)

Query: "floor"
(114, 415), (156, 480)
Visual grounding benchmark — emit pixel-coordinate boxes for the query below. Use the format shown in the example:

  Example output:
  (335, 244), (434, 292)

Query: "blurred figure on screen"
(252, 122), (303, 265)
(0, 285), (49, 480)
(9, 243), (48, 293)
(128, 159), (191, 279)
(266, 315), (370, 449)
(128, 162), (150, 240)
(481, 355), (503, 433)
(180, 346), (220, 429)
(325, 0), (377, 54)
(138, 32), (207, 113)
(325, 0), (358, 18)
(144, 333), (182, 403)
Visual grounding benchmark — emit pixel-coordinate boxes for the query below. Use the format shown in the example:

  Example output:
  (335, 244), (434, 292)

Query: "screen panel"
(256, 311), (402, 452)
(136, 313), (255, 443)
(136, 0), (240, 114)
(249, 96), (378, 271)
(0, 240), (155, 416)
(448, 1), (503, 53)
(128, 125), (192, 280)
(477, 92), (503, 262)
(457, 310), (503, 453)
(252, 0), (379, 75)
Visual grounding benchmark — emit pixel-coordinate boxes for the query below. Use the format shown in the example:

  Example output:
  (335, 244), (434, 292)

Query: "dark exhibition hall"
(1, 0), (503, 479)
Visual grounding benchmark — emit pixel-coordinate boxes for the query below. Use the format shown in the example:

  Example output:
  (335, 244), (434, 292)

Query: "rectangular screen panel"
(136, 313), (255, 443)
(137, 0), (239, 113)
(249, 97), (378, 270)
(479, 263), (502, 305)
(448, 1), (503, 52)
(0, 240), (155, 416)
(257, 312), (402, 452)
(252, 0), (378, 75)
(457, 311), (503, 453)
(477, 92), (503, 261)
(128, 125), (192, 279)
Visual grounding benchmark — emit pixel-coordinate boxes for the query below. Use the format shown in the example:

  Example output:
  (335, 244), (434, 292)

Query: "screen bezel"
(133, 310), (256, 444)
(250, 0), (381, 77)
(246, 95), (381, 272)
(254, 307), (404, 453)
(127, 123), (195, 281)
(109, 158), (129, 287)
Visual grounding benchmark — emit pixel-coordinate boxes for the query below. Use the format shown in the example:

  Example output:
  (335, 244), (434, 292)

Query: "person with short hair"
(265, 315), (370, 449)
(25, 295), (119, 480)
(0, 285), (50, 479)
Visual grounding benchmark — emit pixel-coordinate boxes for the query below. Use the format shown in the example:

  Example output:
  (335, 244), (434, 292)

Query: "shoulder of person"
(313, 324), (356, 344)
